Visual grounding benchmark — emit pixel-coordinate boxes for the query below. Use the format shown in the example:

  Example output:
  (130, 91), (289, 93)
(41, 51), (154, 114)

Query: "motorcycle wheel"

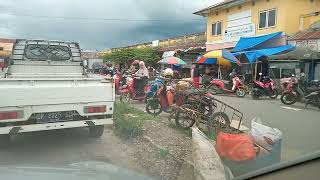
(235, 87), (246, 97)
(280, 92), (297, 105)
(120, 93), (130, 102)
(269, 89), (278, 99)
(251, 90), (260, 100)
(146, 101), (162, 116)
(175, 104), (196, 130)
(209, 85), (219, 95)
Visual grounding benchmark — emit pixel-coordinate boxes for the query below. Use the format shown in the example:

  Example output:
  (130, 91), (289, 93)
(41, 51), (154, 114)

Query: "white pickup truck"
(0, 39), (114, 145)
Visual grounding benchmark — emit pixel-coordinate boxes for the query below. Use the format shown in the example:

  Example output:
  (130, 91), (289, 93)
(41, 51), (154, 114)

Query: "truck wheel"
(0, 134), (10, 147)
(89, 125), (104, 138)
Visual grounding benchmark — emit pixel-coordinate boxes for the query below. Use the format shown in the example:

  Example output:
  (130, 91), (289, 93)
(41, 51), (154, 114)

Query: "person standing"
(191, 64), (200, 88)
(135, 61), (149, 96)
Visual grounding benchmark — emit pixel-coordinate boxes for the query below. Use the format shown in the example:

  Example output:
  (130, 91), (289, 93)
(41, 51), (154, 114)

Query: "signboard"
(293, 39), (320, 52)
(224, 24), (256, 41)
(152, 40), (159, 47)
(162, 51), (175, 58)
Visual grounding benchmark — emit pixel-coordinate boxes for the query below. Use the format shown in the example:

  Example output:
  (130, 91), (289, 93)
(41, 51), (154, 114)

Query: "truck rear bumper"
(0, 119), (113, 135)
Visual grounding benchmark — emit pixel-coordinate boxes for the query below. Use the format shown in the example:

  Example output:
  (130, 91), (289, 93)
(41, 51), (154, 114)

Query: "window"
(0, 47), (3, 51)
(259, 9), (277, 28)
(212, 21), (222, 36)
(25, 44), (71, 61)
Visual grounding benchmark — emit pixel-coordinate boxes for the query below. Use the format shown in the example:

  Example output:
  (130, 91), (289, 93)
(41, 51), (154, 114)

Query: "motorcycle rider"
(159, 68), (174, 110)
(134, 61), (149, 96)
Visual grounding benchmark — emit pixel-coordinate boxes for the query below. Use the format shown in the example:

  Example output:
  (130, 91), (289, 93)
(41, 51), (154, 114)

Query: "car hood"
(0, 161), (152, 180)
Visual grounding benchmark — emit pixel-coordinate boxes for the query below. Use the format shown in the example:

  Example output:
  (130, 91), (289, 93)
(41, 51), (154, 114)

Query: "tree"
(102, 47), (161, 66)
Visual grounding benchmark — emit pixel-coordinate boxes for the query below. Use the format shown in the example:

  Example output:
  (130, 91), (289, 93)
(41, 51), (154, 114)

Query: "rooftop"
(194, 0), (250, 16)
(0, 38), (15, 43)
(288, 28), (320, 41)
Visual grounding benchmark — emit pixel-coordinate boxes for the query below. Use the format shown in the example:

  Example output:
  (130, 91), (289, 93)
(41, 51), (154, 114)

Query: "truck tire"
(89, 125), (104, 138)
(0, 134), (10, 147)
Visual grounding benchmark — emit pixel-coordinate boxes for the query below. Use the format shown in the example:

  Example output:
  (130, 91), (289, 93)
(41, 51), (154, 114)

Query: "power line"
(5, 13), (205, 22)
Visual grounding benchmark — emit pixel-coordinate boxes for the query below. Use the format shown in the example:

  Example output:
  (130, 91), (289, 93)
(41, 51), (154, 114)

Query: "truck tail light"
(0, 111), (18, 120)
(84, 106), (106, 113)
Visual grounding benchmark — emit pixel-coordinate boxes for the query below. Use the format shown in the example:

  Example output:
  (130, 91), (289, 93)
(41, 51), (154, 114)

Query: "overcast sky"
(0, 0), (222, 50)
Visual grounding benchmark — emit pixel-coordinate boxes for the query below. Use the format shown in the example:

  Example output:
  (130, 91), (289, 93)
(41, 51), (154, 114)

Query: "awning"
(233, 45), (294, 63)
(233, 32), (283, 51)
(269, 46), (320, 60)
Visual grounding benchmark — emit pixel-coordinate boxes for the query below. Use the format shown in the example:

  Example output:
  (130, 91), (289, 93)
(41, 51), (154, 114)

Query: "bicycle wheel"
(175, 104), (196, 129)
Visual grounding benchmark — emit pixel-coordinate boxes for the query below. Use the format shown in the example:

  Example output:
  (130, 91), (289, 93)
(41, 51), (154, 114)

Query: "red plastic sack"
(216, 132), (256, 162)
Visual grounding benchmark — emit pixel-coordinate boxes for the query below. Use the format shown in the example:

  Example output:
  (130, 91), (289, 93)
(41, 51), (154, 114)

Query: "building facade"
(194, 0), (320, 50)
(0, 38), (15, 58)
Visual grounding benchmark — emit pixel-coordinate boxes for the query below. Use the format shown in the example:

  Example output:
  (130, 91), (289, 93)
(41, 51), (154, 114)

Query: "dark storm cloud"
(0, 0), (222, 50)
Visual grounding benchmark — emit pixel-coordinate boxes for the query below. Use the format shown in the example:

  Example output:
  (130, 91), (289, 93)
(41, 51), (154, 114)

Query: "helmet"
(163, 68), (173, 78)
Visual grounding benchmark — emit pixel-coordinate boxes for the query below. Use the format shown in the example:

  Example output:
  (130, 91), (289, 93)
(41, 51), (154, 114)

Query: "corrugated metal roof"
(288, 28), (320, 41)
(0, 38), (15, 43)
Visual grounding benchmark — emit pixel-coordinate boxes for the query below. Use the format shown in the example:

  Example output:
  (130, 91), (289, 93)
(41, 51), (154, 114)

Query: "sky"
(0, 0), (223, 50)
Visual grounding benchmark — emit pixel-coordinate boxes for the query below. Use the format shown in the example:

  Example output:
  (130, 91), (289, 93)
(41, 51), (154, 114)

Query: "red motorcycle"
(208, 75), (246, 97)
(251, 73), (278, 100)
(119, 76), (150, 102)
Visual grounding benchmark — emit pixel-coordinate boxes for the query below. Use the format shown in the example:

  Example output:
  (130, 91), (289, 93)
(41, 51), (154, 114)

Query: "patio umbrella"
(197, 50), (241, 66)
(158, 56), (186, 65)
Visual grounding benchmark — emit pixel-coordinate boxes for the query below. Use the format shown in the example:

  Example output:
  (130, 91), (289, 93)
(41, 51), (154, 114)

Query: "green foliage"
(113, 102), (152, 138)
(103, 47), (161, 64)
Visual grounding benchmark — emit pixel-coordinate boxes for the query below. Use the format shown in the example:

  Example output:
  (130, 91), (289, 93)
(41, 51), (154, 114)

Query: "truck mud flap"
(9, 127), (21, 135)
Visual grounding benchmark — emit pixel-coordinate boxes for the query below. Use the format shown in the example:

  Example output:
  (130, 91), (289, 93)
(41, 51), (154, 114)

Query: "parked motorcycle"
(280, 76), (320, 108)
(208, 74), (246, 97)
(251, 73), (278, 100)
(145, 77), (163, 104)
(119, 75), (150, 102)
(146, 79), (213, 116)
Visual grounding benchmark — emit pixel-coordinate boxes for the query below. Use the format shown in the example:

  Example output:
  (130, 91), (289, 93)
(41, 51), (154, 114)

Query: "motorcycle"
(251, 73), (278, 100)
(146, 79), (213, 116)
(280, 77), (320, 108)
(119, 75), (150, 102)
(145, 77), (163, 104)
(208, 75), (246, 97)
(145, 82), (181, 116)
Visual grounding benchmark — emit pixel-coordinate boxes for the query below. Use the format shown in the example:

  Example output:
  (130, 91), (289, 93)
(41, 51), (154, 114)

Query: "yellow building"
(0, 38), (15, 58)
(194, 0), (320, 50)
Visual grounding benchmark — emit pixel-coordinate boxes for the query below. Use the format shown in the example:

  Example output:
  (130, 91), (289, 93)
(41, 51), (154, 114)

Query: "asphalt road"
(0, 95), (318, 173)
(0, 127), (147, 176)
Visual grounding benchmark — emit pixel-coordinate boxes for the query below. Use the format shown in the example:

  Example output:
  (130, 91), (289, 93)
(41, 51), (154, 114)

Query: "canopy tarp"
(233, 45), (294, 63)
(233, 32), (283, 51)
(269, 46), (320, 60)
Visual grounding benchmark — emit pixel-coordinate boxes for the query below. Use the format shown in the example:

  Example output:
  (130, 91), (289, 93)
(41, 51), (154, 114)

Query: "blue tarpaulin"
(233, 32), (283, 51)
(232, 45), (295, 63)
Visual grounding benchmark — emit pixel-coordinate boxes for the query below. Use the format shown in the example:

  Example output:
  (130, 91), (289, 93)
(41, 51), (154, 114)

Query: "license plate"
(32, 111), (76, 123)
